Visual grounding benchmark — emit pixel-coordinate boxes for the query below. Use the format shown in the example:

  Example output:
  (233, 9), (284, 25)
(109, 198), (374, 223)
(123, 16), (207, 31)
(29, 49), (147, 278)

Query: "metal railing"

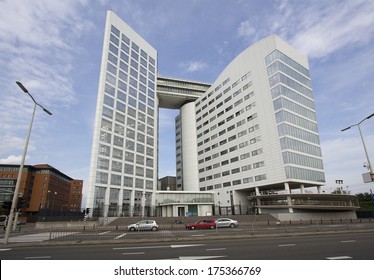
(47, 218), (374, 242)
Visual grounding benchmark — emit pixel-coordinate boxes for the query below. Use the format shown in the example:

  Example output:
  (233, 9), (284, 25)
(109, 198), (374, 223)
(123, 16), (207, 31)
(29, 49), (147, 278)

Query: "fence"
(47, 217), (374, 242)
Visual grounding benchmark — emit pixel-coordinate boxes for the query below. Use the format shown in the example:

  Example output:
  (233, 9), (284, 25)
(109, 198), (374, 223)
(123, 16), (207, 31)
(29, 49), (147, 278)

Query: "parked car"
(215, 218), (239, 228)
(185, 219), (216, 230)
(127, 220), (159, 231)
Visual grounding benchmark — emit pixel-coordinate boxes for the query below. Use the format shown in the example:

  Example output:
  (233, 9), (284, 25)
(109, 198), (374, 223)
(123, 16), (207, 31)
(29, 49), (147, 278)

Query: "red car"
(185, 219), (216, 230)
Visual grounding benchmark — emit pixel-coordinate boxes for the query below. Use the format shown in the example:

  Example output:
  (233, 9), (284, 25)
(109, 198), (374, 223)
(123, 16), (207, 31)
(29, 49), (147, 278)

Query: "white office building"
(86, 11), (358, 220)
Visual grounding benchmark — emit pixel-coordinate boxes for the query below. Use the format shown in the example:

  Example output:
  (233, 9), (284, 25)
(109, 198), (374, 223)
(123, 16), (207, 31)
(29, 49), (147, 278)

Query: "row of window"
(98, 143), (153, 164)
(275, 110), (318, 132)
(199, 160), (265, 182)
(266, 49), (324, 182)
(265, 49), (310, 78)
(197, 100), (257, 149)
(99, 131), (154, 156)
(267, 60), (312, 88)
(110, 24), (155, 73)
(269, 72), (313, 99)
(96, 171), (153, 190)
(279, 137), (322, 157)
(196, 80), (253, 124)
(199, 132), (262, 167)
(282, 151), (323, 170)
(272, 85), (314, 110)
(198, 147), (263, 171)
(196, 71), (250, 112)
(199, 173), (267, 191)
(97, 156), (154, 172)
(102, 105), (154, 129)
(285, 166), (325, 182)
(278, 123), (320, 145)
(101, 118), (154, 143)
(94, 187), (152, 207)
(273, 97), (316, 121)
(197, 115), (259, 150)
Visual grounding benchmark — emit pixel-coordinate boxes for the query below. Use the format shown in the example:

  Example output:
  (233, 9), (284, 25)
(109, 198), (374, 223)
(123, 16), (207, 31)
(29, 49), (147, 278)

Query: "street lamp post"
(341, 113), (374, 177)
(3, 81), (52, 245)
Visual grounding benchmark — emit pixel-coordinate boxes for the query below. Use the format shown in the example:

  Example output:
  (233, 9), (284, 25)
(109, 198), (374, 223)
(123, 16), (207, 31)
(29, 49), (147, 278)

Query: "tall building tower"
(192, 36), (326, 218)
(86, 11), (158, 217)
(86, 11), (210, 217)
(87, 11), (358, 220)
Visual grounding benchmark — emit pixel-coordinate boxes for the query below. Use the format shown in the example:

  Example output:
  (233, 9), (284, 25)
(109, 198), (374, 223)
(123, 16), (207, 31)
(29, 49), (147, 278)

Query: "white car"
(215, 218), (239, 228)
(127, 220), (159, 231)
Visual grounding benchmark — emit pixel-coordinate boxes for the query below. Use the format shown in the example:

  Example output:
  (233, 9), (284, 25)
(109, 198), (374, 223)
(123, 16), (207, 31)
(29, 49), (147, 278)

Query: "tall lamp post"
(3, 81), (52, 245)
(341, 113), (374, 177)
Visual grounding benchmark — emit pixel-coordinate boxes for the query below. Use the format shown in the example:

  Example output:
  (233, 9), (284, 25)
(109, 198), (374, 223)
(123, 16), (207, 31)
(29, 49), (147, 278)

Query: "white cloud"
(290, 1), (374, 59)
(0, 155), (24, 164)
(180, 61), (208, 72)
(236, 1), (374, 60)
(237, 20), (255, 37)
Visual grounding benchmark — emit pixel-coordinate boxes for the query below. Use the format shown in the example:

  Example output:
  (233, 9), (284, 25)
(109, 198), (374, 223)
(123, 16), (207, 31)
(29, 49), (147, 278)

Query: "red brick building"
(0, 164), (83, 218)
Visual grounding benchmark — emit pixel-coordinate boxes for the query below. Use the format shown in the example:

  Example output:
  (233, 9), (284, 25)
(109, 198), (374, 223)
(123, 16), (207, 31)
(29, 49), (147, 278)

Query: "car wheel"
(129, 227), (136, 232)
(230, 223), (235, 228)
(210, 226), (215, 229)
(151, 226), (158, 231)
(191, 226), (195, 230)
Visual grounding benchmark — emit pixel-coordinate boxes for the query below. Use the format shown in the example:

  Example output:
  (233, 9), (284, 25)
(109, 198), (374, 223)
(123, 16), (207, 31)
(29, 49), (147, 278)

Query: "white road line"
(122, 252), (145, 255)
(171, 244), (204, 248)
(25, 256), (51, 259)
(114, 233), (127, 239)
(278, 244), (296, 247)
(114, 245), (170, 250)
(340, 240), (356, 243)
(326, 256), (352, 260)
(206, 248), (226, 251)
(99, 231), (111, 235)
(113, 244), (204, 250)
(0, 248), (12, 251)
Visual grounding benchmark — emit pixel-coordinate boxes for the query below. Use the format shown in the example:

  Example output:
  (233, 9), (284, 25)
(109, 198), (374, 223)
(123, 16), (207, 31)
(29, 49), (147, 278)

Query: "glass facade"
(156, 192), (214, 205)
(91, 16), (157, 216)
(266, 49), (325, 182)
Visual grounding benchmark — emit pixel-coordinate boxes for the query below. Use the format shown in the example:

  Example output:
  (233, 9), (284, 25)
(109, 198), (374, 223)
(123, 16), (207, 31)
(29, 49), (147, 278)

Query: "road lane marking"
(340, 240), (356, 243)
(113, 244), (204, 250)
(99, 231), (111, 235)
(0, 248), (12, 251)
(206, 248), (226, 251)
(122, 252), (145, 255)
(114, 233), (127, 239)
(326, 256), (352, 260)
(171, 244), (204, 248)
(278, 244), (296, 247)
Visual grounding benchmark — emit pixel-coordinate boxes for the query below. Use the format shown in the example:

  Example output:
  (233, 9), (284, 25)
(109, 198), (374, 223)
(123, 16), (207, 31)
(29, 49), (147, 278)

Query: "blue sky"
(1, 0), (374, 201)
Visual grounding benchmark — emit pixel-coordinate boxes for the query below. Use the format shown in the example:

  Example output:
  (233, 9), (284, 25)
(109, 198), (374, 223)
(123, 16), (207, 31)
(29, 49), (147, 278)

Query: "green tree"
(356, 192), (374, 209)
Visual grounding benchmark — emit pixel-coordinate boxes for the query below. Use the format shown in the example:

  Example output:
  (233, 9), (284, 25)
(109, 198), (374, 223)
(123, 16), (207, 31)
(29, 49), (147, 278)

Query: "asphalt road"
(1, 231), (373, 260)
